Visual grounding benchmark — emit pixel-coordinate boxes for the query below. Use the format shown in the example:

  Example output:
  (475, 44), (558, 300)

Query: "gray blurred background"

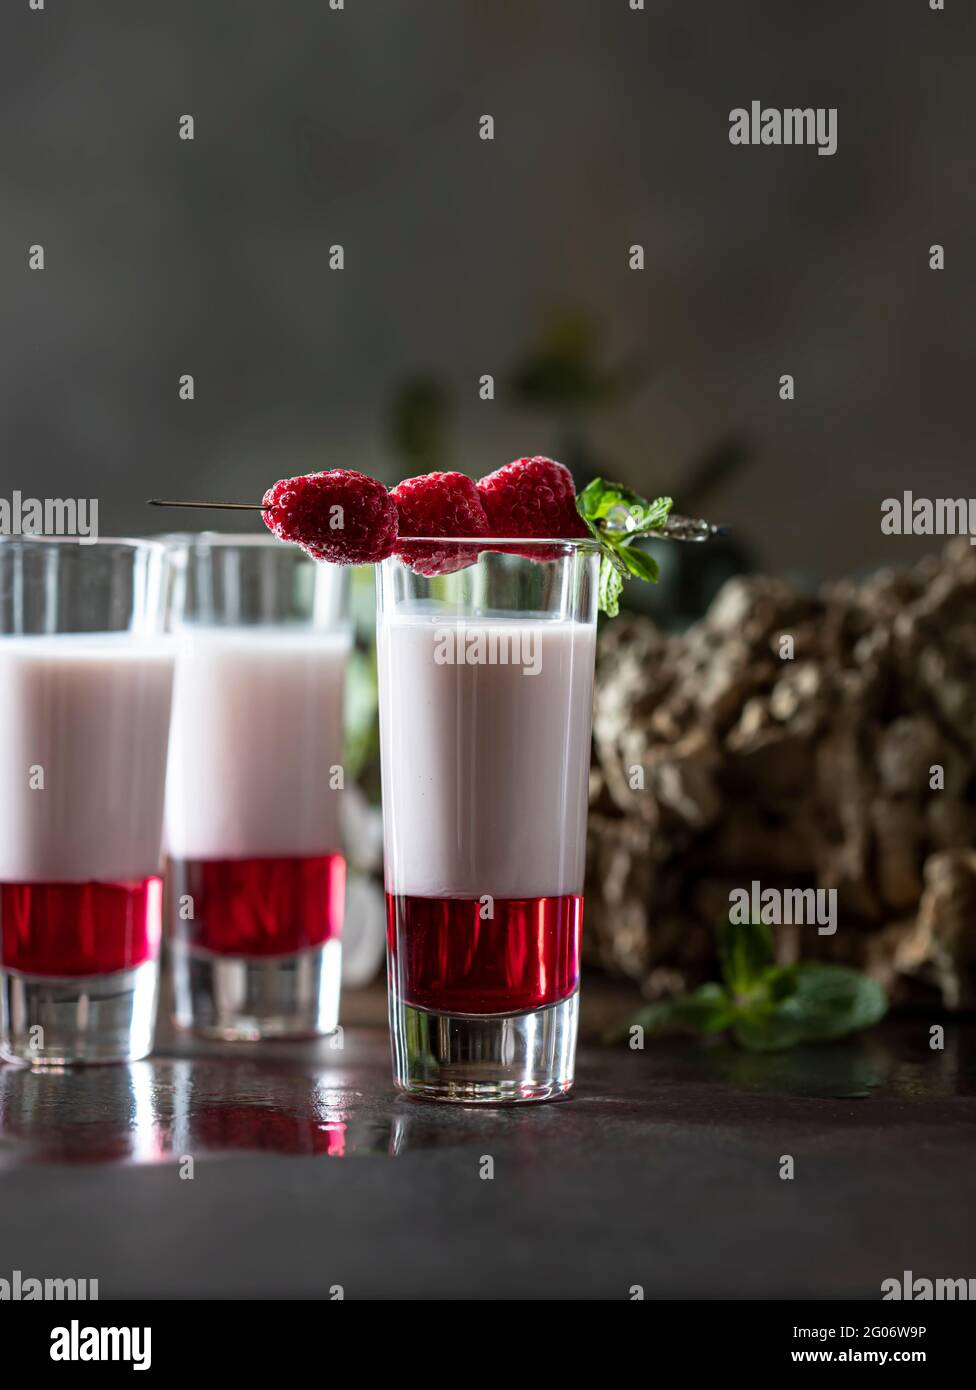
(1, 0), (972, 584)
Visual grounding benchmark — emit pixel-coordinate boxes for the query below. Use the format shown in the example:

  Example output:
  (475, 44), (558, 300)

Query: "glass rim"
(153, 530), (284, 548)
(0, 535), (167, 555)
(395, 535), (601, 549)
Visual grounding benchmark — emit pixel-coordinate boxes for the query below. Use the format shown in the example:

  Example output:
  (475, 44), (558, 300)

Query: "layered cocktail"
(0, 539), (175, 1065)
(377, 541), (599, 1100)
(164, 536), (349, 1039)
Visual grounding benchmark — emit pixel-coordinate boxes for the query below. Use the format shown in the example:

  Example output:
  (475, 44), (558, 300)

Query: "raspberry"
(477, 456), (590, 541)
(391, 471), (490, 576)
(263, 469), (398, 565)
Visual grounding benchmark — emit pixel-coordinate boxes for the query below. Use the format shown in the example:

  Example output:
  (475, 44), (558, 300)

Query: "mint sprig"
(618, 918), (888, 1052)
(576, 478), (673, 616)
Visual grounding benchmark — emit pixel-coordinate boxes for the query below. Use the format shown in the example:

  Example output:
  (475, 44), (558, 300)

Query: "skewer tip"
(146, 499), (272, 511)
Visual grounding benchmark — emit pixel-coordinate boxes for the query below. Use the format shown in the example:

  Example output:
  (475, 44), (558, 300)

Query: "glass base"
(389, 989), (579, 1103)
(172, 938), (341, 1040)
(0, 959), (159, 1067)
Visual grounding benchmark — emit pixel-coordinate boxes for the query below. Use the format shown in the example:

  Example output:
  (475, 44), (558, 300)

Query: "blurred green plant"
(388, 377), (452, 476)
(509, 310), (647, 418)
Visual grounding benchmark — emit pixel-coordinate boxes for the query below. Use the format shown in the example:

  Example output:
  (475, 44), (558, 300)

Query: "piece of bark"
(587, 541), (976, 1011)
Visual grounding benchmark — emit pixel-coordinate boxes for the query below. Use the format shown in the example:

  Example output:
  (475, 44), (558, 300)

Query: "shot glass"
(0, 538), (175, 1066)
(164, 535), (350, 1040)
(377, 537), (599, 1102)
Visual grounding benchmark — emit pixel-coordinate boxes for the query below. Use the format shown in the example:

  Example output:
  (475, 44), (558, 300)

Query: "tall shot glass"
(0, 538), (176, 1066)
(163, 536), (350, 1040)
(377, 537), (599, 1102)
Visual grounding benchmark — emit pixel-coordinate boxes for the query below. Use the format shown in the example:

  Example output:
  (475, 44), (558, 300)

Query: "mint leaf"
(626, 495), (673, 535)
(576, 477), (636, 524)
(617, 545), (660, 583)
(731, 1011), (807, 1052)
(576, 477), (674, 615)
(619, 924), (888, 1052)
(732, 964), (887, 1051)
(577, 479), (672, 533)
(629, 983), (734, 1038)
(719, 918), (774, 997)
(598, 554), (624, 617)
(774, 964), (888, 1042)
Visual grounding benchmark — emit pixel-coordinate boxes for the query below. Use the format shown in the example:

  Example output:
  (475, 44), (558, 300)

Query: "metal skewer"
(147, 500), (727, 542)
(147, 500), (272, 511)
(598, 508), (728, 543)
(658, 513), (728, 543)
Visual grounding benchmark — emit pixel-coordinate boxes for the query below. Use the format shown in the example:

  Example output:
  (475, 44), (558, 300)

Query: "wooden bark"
(587, 541), (976, 1009)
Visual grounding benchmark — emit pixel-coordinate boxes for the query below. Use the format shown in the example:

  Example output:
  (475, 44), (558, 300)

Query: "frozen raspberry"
(263, 469), (398, 565)
(478, 456), (590, 541)
(391, 471), (490, 576)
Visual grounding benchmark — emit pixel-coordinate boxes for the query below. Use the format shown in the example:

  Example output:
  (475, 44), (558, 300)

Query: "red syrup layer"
(385, 892), (582, 1015)
(0, 877), (162, 977)
(169, 853), (345, 958)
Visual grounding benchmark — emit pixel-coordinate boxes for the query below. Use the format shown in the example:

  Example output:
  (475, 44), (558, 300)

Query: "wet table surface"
(1, 981), (975, 1300)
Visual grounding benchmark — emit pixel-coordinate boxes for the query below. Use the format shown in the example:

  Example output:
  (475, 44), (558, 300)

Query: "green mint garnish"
(617, 918), (888, 1052)
(576, 478), (674, 616)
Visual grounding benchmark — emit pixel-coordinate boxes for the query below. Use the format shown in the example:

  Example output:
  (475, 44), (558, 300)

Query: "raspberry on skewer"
(475, 455), (590, 560)
(391, 471), (491, 576)
(478, 456), (590, 541)
(262, 469), (398, 565)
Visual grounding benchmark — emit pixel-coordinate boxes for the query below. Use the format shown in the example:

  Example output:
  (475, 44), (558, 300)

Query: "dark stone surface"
(1, 988), (975, 1300)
